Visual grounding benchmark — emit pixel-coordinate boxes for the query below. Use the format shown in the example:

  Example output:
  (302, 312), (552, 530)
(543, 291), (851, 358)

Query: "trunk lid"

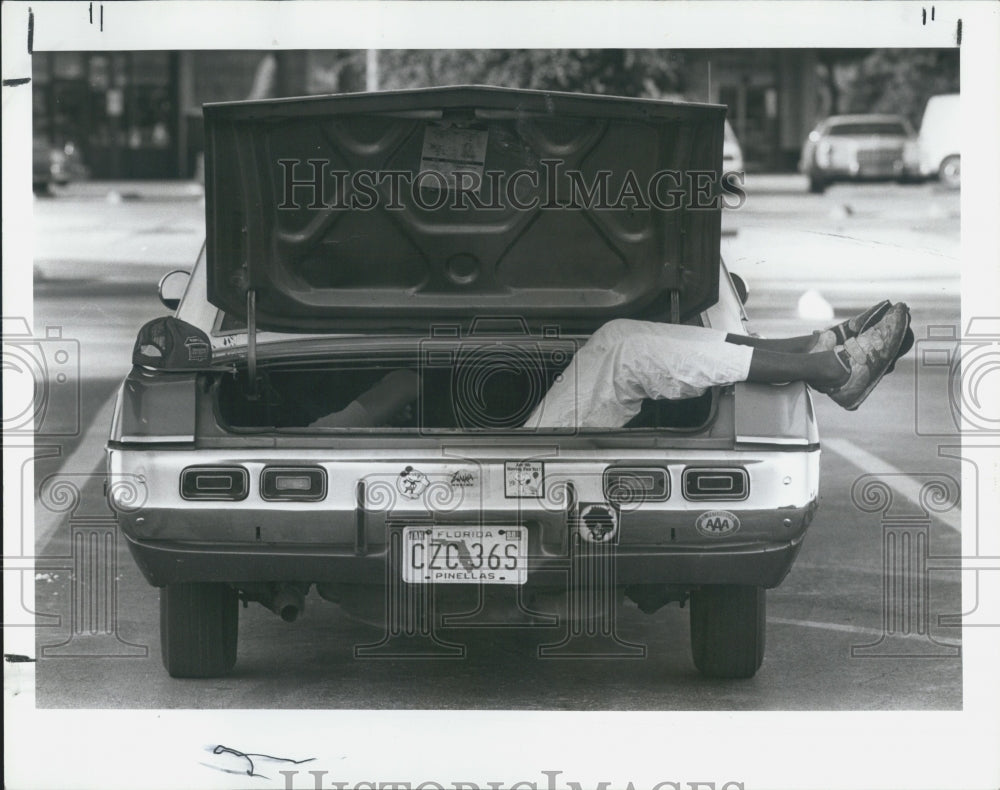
(203, 85), (725, 333)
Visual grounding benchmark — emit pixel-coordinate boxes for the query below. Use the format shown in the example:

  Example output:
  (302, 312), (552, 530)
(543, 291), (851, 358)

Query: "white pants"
(524, 319), (754, 429)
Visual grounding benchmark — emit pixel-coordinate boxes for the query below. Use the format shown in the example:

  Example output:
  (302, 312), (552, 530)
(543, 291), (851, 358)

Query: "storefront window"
(36, 51), (180, 177)
(89, 56), (110, 91)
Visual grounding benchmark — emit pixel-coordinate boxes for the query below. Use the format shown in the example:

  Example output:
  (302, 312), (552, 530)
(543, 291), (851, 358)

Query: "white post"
(366, 49), (379, 92)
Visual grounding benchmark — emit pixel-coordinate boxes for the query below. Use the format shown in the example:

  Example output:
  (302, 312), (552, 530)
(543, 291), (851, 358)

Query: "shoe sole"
(843, 309), (911, 411)
(886, 326), (915, 374)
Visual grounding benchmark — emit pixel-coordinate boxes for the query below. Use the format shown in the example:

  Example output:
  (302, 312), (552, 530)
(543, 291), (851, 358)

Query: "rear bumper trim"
(123, 533), (805, 590)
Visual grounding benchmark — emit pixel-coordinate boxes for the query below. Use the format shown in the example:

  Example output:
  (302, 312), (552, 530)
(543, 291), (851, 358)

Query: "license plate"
(402, 526), (527, 584)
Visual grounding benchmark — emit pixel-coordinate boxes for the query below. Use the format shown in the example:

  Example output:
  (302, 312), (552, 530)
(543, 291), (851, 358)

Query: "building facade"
(32, 50), (820, 179)
(682, 50), (820, 171)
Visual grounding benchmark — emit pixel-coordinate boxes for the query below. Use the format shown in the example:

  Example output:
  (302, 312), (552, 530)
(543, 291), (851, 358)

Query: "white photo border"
(3, 2), (999, 789)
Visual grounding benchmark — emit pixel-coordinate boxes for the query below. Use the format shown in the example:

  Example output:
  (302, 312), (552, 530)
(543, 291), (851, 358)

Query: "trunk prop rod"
(246, 288), (259, 400)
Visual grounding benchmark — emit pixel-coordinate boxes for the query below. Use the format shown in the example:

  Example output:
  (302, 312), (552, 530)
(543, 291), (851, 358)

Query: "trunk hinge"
(246, 288), (260, 400)
(660, 260), (682, 324)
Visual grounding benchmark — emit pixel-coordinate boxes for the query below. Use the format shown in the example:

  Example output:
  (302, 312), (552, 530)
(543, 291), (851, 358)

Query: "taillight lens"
(261, 467), (327, 501)
(682, 468), (748, 501)
(180, 466), (249, 500)
(603, 467), (669, 505)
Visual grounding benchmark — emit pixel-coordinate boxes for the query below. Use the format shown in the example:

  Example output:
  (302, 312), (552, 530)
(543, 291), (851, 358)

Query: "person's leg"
(745, 348), (848, 389)
(525, 305), (910, 429)
(525, 319), (758, 428)
(726, 300), (897, 354)
(310, 369), (419, 428)
(725, 333), (818, 353)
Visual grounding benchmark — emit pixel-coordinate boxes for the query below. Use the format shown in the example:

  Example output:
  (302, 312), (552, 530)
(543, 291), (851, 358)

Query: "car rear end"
(107, 86), (820, 680)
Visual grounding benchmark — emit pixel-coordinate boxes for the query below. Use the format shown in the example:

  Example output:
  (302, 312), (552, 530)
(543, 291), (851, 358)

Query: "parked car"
(33, 139), (88, 194)
(107, 86), (820, 680)
(917, 93), (960, 189)
(799, 114), (920, 193)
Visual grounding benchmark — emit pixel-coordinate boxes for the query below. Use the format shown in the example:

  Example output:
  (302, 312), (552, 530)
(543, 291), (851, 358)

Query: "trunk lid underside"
(203, 85), (725, 333)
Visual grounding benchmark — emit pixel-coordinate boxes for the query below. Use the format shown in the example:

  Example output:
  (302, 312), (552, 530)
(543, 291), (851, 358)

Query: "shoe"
(812, 299), (914, 374)
(824, 303), (911, 411)
(811, 300), (892, 352)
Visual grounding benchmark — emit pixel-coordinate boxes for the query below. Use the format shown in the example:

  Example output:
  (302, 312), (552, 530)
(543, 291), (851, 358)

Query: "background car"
(799, 114), (920, 193)
(917, 93), (960, 189)
(32, 139), (89, 195)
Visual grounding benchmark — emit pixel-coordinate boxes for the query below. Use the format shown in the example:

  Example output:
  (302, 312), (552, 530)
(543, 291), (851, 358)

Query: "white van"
(917, 93), (960, 188)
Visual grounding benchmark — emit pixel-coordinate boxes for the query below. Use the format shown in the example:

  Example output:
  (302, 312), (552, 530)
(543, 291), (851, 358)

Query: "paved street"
(23, 175), (964, 710)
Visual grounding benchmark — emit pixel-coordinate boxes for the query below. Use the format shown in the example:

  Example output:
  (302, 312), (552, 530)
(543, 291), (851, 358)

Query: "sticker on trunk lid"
(505, 461), (544, 498)
(695, 510), (741, 538)
(419, 123), (488, 192)
(397, 466), (430, 499)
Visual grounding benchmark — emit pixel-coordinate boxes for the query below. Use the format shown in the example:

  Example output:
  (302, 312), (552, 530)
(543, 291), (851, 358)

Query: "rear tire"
(938, 155), (960, 189)
(690, 585), (765, 679)
(160, 583), (238, 678)
(808, 175), (827, 194)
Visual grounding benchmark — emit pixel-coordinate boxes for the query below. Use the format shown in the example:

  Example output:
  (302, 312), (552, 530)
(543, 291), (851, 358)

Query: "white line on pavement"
(34, 388), (118, 550)
(769, 616), (961, 646)
(822, 436), (962, 534)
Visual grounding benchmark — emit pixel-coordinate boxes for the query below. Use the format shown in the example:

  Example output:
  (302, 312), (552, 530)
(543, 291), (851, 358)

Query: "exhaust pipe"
(262, 583), (307, 622)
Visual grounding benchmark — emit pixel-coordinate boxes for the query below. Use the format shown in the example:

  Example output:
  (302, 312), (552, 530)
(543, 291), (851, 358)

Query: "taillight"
(603, 467), (669, 505)
(180, 466), (249, 500)
(682, 468), (748, 501)
(260, 467), (327, 501)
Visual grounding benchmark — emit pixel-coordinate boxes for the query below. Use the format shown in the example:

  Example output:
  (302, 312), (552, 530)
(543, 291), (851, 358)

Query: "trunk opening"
(215, 347), (715, 433)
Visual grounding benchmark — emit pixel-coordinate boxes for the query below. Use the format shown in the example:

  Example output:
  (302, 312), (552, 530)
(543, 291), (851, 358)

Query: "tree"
(815, 49), (872, 116)
(842, 49), (959, 127)
(377, 50), (685, 98)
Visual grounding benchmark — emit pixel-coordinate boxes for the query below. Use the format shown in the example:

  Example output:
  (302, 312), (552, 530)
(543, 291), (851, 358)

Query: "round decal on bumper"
(578, 503), (618, 544)
(695, 510), (741, 538)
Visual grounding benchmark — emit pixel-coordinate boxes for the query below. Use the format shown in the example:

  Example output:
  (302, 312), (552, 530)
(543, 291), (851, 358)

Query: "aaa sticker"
(695, 510), (741, 538)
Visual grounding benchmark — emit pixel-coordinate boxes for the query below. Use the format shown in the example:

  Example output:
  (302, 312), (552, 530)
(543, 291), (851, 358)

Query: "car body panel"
(917, 93), (960, 180)
(110, 444), (817, 589)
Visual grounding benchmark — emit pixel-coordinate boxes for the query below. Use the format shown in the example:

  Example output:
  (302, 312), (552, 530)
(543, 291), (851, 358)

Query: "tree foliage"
(819, 49), (959, 127)
(841, 49), (959, 127)
(377, 50), (685, 98)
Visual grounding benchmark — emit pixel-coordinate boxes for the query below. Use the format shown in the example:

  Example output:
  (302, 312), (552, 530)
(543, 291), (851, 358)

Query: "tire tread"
(160, 583), (238, 678)
(690, 585), (765, 679)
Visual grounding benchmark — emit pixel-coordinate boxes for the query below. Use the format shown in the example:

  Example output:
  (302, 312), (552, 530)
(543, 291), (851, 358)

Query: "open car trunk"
(202, 86), (725, 335)
(216, 345), (715, 433)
